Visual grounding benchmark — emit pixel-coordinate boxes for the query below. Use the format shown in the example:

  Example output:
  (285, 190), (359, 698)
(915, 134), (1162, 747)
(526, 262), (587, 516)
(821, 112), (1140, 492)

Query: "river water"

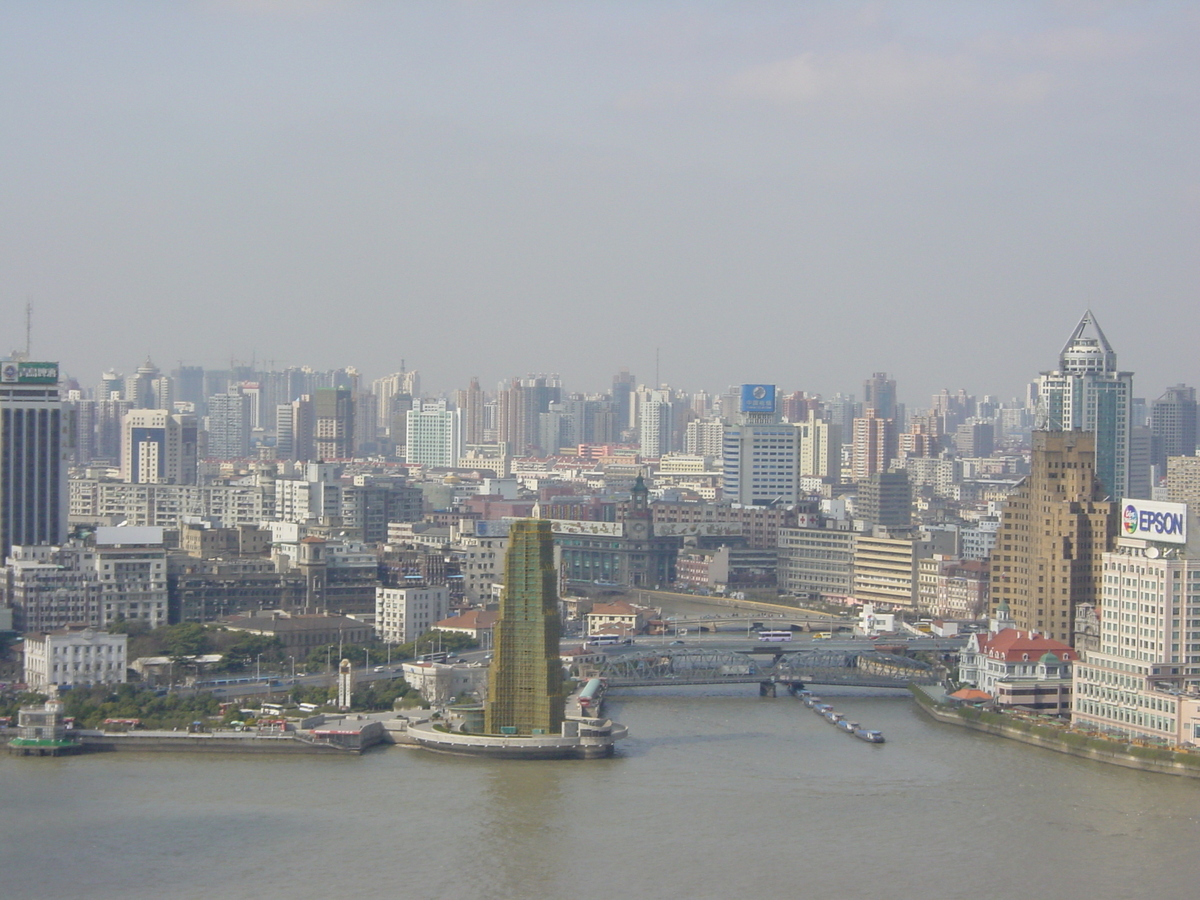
(3, 685), (1198, 900)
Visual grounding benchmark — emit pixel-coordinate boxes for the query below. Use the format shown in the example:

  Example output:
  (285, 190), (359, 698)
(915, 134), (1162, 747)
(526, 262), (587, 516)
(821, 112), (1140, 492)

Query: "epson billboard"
(1120, 499), (1187, 545)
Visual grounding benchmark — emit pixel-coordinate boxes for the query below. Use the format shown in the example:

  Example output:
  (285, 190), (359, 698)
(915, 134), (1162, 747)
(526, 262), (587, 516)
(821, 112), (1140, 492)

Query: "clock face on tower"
(629, 522), (647, 539)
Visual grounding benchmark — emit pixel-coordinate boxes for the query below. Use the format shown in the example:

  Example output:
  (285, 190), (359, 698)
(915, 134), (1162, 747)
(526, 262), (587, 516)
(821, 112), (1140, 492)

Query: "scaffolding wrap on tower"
(484, 519), (566, 736)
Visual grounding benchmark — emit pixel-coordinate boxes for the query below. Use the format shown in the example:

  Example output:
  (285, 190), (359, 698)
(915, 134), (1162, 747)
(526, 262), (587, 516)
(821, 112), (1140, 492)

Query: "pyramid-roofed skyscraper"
(1036, 310), (1133, 500)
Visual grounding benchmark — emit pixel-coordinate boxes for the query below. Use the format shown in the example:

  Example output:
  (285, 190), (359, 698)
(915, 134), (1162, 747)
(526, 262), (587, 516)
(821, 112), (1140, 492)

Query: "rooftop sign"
(740, 384), (776, 414)
(1120, 499), (1187, 545)
(1, 361), (59, 384)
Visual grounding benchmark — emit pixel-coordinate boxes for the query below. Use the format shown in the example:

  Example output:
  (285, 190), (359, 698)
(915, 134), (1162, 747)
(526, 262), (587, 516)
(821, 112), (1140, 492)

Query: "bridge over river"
(593, 647), (937, 691)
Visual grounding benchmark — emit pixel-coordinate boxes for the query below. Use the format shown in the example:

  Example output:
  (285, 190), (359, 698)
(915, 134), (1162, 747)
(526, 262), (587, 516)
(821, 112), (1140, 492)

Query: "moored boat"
(823, 709), (842, 724)
(837, 719), (858, 734)
(854, 728), (885, 743)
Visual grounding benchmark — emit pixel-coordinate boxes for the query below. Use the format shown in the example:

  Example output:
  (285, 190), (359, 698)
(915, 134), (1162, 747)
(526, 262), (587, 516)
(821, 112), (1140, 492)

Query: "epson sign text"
(1121, 499), (1187, 545)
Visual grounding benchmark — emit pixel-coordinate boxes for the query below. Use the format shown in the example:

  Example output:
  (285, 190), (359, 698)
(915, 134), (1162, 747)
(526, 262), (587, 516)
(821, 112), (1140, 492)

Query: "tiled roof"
(983, 628), (1076, 662)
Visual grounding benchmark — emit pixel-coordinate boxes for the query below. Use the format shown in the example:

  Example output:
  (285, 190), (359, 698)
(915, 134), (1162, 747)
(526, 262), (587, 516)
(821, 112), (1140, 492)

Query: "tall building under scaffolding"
(484, 519), (566, 736)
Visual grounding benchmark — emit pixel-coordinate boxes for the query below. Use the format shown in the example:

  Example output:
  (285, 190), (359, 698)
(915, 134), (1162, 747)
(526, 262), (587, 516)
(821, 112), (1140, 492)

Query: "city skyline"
(2, 3), (1198, 402)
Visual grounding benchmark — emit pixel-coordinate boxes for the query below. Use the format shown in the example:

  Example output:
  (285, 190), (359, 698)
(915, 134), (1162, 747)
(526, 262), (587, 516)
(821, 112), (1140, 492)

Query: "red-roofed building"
(958, 626), (1077, 714)
(433, 609), (498, 648)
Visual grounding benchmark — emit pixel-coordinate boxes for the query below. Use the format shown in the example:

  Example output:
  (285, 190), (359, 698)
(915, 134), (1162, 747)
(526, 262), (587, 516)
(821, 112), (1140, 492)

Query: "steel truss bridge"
(594, 647), (936, 691)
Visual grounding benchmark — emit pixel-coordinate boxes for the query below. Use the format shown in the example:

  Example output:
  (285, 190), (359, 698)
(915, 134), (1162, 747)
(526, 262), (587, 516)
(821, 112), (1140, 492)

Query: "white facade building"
(406, 401), (462, 468)
(723, 422), (800, 506)
(797, 413), (840, 480)
(1073, 501), (1200, 745)
(376, 585), (450, 644)
(23, 626), (128, 689)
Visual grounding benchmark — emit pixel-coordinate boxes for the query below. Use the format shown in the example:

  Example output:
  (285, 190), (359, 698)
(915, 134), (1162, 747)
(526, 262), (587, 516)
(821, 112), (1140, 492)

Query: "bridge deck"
(594, 647), (936, 689)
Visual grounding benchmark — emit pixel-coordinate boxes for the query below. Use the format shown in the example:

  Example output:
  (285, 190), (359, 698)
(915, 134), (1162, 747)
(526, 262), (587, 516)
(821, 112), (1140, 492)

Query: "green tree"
(165, 623), (211, 658)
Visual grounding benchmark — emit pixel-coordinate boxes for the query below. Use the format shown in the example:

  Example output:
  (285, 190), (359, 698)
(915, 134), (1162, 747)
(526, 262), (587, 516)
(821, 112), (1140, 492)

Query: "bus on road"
(757, 630), (793, 642)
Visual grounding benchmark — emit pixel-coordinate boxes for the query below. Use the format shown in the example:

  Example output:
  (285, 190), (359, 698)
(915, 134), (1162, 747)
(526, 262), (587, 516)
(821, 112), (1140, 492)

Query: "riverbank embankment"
(911, 684), (1200, 778)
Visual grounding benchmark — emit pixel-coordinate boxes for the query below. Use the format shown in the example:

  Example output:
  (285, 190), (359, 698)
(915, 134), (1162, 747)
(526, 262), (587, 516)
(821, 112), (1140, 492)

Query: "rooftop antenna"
(25, 300), (32, 358)
(655, 346), (660, 389)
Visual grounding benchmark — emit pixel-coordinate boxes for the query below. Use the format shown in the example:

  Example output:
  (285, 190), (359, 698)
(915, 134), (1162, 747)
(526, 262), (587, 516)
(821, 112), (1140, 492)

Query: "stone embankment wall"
(911, 686), (1200, 779)
(77, 732), (357, 754)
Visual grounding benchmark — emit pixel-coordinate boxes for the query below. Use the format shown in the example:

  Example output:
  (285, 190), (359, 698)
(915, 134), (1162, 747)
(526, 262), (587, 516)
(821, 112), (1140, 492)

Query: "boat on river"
(823, 709), (843, 724)
(837, 720), (858, 734)
(854, 728), (885, 743)
(803, 695), (822, 708)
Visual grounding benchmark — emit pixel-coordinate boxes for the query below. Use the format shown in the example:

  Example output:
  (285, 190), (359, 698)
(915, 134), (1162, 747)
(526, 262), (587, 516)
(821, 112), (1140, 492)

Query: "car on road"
(669, 640), (685, 646)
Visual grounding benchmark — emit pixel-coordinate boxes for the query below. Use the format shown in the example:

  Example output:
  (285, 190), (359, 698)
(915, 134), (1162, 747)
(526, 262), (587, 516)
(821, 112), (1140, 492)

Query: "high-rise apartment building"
(484, 519), (566, 736)
(1168, 456), (1200, 514)
(856, 470), (912, 530)
(685, 418), (725, 459)
(797, 411), (840, 480)
(206, 388), (251, 459)
(1035, 311), (1133, 500)
(851, 409), (896, 482)
(314, 388), (354, 460)
(990, 431), (1115, 645)
(0, 359), (68, 560)
(637, 389), (673, 459)
(121, 410), (198, 484)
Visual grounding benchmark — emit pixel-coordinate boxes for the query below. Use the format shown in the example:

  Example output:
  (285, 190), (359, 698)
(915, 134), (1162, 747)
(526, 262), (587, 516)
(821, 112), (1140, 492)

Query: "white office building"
(121, 409), (198, 484)
(1072, 500), (1200, 746)
(722, 385), (799, 506)
(406, 401), (462, 468)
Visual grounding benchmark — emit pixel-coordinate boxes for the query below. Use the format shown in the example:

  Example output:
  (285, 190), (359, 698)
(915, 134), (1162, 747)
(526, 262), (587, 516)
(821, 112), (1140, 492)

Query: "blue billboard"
(740, 384), (776, 414)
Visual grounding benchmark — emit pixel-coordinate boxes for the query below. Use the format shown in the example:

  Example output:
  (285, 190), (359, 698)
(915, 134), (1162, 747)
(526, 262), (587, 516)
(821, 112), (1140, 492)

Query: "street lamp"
(288, 656), (295, 681)
(256, 654), (261, 682)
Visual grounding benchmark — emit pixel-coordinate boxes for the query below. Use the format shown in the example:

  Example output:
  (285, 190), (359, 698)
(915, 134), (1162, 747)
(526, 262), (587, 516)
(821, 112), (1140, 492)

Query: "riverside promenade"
(911, 684), (1200, 778)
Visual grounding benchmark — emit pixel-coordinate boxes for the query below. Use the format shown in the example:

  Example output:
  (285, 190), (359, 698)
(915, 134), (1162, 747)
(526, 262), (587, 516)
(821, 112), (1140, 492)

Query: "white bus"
(587, 635), (625, 646)
(757, 630), (793, 642)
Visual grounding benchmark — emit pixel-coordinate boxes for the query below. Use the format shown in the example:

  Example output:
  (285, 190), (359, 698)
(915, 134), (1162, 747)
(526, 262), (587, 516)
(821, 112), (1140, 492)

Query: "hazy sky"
(2, 1), (1197, 406)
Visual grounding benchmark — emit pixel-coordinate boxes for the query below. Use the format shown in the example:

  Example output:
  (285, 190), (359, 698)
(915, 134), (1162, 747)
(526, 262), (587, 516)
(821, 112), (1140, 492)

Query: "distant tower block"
(485, 519), (566, 736)
(337, 658), (354, 710)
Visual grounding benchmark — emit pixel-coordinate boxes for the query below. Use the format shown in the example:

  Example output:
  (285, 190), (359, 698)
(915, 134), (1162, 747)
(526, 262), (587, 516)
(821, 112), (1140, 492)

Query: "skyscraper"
(863, 372), (897, 420)
(722, 384), (800, 506)
(1036, 311), (1133, 499)
(484, 519), (566, 736)
(1150, 384), (1197, 472)
(0, 359), (68, 560)
(990, 431), (1115, 645)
